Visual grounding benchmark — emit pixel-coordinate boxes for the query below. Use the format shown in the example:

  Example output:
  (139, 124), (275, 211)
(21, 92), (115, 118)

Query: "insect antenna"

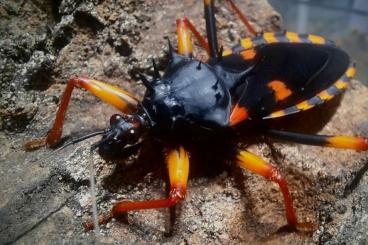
(32, 130), (106, 164)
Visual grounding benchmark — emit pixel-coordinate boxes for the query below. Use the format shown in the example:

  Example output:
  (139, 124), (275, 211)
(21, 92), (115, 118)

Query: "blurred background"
(269, 0), (368, 85)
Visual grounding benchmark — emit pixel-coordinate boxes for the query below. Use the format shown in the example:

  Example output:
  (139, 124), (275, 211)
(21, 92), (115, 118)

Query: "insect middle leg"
(84, 146), (190, 231)
(266, 129), (368, 151)
(236, 149), (298, 228)
(25, 78), (138, 150)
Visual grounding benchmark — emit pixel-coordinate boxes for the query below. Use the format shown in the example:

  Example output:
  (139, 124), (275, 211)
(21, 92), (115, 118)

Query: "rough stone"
(0, 0), (367, 244)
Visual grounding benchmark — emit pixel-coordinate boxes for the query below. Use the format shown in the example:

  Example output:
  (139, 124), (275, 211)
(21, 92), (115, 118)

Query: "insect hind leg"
(236, 149), (297, 227)
(267, 129), (368, 151)
(235, 149), (317, 231)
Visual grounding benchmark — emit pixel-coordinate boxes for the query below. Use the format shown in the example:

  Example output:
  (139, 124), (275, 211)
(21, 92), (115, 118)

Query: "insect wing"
(231, 42), (352, 123)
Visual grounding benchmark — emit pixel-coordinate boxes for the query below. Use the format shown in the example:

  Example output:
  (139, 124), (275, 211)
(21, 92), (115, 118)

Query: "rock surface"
(0, 0), (367, 244)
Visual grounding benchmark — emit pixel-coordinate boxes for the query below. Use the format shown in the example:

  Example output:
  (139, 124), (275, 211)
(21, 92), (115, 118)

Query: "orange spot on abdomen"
(240, 49), (256, 60)
(230, 103), (249, 126)
(267, 80), (292, 101)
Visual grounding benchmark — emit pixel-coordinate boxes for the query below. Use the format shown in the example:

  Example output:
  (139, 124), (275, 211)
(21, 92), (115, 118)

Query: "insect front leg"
(24, 78), (139, 150)
(266, 129), (368, 151)
(83, 146), (190, 231)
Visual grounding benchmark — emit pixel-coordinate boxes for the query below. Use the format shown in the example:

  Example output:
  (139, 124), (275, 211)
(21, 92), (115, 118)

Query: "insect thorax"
(142, 59), (232, 131)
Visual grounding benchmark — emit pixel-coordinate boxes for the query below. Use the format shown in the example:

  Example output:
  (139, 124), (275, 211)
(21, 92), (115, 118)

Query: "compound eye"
(110, 114), (122, 125)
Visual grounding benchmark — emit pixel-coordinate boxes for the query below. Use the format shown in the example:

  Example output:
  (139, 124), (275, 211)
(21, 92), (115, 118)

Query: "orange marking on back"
(285, 32), (301, 43)
(263, 32), (278, 43)
(241, 38), (253, 49)
(346, 67), (356, 78)
(240, 49), (256, 60)
(318, 90), (334, 101)
(267, 80), (292, 101)
(334, 80), (348, 90)
(308, 34), (325, 44)
(222, 49), (233, 56)
(269, 110), (286, 119)
(230, 103), (249, 126)
(296, 101), (313, 111)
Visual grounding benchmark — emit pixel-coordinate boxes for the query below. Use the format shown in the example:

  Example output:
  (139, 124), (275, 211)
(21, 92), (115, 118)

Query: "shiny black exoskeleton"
(98, 47), (248, 159)
(97, 35), (352, 161)
(143, 55), (230, 129)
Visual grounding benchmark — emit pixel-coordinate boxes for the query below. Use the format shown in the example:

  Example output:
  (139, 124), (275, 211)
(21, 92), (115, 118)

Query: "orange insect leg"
(25, 78), (138, 149)
(226, 0), (257, 36)
(236, 150), (298, 227)
(84, 146), (190, 231)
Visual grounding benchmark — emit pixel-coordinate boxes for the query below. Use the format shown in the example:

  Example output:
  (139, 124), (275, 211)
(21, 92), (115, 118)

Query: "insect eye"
(110, 114), (122, 125)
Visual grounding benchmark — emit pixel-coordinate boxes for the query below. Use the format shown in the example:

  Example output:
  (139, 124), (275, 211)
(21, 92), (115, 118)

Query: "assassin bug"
(25, 0), (368, 233)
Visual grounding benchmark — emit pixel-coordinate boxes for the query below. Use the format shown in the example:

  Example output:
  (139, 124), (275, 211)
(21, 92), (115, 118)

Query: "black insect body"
(144, 55), (232, 129)
(26, 0), (367, 234)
